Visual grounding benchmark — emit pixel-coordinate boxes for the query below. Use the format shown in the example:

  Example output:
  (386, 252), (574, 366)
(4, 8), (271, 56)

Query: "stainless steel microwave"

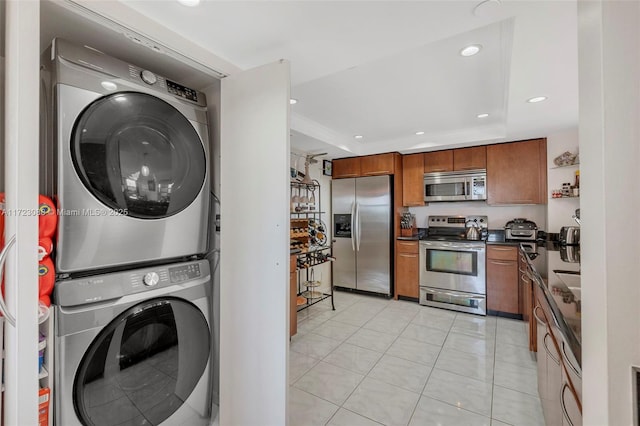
(424, 169), (487, 202)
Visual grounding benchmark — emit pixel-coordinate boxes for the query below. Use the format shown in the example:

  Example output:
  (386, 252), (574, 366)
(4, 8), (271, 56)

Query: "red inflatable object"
(38, 195), (57, 238)
(38, 257), (55, 299)
(38, 237), (53, 261)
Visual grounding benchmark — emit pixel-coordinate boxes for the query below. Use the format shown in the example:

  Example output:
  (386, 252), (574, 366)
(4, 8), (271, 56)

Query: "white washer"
(42, 38), (210, 274)
(54, 259), (213, 426)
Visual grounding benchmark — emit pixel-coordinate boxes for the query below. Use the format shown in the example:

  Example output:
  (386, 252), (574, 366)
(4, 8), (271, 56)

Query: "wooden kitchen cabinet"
(424, 150), (453, 173)
(360, 153), (396, 176)
(395, 240), (419, 299)
(486, 138), (547, 205)
(402, 153), (425, 206)
(453, 146), (486, 170)
(332, 157), (361, 178)
(486, 245), (519, 314)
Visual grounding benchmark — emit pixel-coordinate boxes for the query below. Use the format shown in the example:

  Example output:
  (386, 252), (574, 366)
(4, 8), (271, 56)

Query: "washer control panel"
(143, 272), (160, 286)
(166, 79), (199, 102)
(140, 70), (158, 85)
(169, 263), (201, 283)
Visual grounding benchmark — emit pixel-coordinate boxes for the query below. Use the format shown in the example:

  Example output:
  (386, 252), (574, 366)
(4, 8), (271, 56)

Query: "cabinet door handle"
(560, 383), (576, 426)
(398, 242), (417, 247)
(533, 305), (546, 326)
(561, 340), (582, 378)
(399, 254), (417, 258)
(520, 273), (530, 283)
(491, 247), (514, 251)
(544, 333), (560, 365)
(489, 260), (513, 266)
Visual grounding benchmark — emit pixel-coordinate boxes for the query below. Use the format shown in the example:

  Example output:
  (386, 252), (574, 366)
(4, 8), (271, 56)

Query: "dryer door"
(73, 297), (210, 426)
(71, 92), (207, 219)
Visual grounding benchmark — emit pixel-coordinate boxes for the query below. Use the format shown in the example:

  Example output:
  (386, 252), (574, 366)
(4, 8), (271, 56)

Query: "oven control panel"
(428, 215), (488, 229)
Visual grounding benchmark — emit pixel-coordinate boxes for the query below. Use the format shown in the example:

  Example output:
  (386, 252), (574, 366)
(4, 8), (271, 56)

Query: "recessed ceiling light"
(354, 135), (364, 140)
(527, 96), (548, 103)
(289, 98), (298, 105)
(415, 131), (425, 135)
(177, 0), (201, 6)
(476, 113), (490, 118)
(460, 44), (482, 57)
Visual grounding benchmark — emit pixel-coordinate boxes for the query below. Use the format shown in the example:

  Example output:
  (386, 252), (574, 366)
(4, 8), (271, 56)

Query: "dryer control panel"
(53, 259), (210, 307)
(169, 263), (201, 283)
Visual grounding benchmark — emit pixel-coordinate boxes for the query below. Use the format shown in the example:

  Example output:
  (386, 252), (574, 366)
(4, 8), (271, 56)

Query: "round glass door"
(73, 298), (210, 426)
(71, 92), (206, 219)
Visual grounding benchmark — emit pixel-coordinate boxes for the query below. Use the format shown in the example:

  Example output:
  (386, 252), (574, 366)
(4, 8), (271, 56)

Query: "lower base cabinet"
(395, 241), (419, 299)
(535, 284), (582, 425)
(487, 246), (519, 314)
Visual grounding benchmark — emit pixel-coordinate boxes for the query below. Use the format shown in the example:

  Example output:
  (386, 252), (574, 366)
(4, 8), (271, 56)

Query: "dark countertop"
(525, 242), (582, 368)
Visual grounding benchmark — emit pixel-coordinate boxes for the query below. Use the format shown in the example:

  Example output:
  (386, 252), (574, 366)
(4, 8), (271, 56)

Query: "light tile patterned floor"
(289, 291), (544, 426)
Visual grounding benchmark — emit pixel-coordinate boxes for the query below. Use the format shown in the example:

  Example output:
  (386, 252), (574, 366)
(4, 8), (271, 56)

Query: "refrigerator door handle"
(356, 201), (361, 251)
(350, 202), (356, 251)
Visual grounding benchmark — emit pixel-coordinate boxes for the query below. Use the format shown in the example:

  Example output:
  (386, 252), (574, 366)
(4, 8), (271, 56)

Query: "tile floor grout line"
(405, 311), (457, 425)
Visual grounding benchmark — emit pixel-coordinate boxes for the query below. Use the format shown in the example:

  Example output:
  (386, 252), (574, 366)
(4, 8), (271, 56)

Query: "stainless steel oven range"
(419, 215), (488, 315)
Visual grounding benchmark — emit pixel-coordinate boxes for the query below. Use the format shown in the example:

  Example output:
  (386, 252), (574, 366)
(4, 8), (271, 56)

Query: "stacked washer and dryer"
(41, 39), (215, 426)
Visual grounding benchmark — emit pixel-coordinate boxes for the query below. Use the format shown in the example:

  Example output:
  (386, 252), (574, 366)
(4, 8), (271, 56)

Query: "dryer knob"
(140, 70), (157, 85)
(143, 272), (160, 286)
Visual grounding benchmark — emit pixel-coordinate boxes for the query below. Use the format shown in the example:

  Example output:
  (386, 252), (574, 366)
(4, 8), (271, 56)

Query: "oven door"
(419, 240), (486, 294)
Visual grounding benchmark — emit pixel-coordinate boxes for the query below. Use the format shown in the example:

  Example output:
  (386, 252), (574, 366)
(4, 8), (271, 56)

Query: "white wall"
(409, 202), (546, 232)
(578, 1), (640, 424)
(219, 61), (290, 426)
(546, 127), (580, 233)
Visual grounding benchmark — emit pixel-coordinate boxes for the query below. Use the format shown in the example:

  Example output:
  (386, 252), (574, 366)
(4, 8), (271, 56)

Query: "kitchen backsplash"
(409, 202), (547, 231)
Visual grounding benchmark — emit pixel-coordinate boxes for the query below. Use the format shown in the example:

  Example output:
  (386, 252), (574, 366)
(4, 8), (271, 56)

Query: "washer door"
(73, 298), (210, 426)
(71, 92), (207, 219)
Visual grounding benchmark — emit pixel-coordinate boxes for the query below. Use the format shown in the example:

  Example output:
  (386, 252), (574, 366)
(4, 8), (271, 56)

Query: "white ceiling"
(118, 1), (578, 159)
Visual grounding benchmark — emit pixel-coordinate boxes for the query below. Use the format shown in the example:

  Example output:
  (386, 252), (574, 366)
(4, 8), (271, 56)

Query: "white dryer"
(42, 39), (210, 274)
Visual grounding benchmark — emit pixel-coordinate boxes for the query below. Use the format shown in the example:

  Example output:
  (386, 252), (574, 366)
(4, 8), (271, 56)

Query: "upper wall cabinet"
(487, 138), (547, 205)
(360, 153), (396, 176)
(453, 146), (486, 171)
(424, 150), (453, 173)
(402, 153), (425, 206)
(332, 153), (398, 179)
(332, 157), (361, 178)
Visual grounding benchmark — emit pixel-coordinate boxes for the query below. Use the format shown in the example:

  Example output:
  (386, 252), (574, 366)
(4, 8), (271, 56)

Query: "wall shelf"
(550, 163), (580, 169)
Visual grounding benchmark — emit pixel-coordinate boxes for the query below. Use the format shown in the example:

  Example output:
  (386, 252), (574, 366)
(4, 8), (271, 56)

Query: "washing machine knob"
(140, 70), (157, 85)
(143, 272), (159, 286)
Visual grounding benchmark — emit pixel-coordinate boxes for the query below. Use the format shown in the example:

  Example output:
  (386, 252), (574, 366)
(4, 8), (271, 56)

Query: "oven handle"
(420, 242), (485, 251)
(423, 287), (485, 301)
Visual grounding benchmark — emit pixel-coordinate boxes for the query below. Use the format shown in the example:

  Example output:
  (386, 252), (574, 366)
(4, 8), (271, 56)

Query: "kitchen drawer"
(487, 245), (518, 261)
(396, 240), (419, 254)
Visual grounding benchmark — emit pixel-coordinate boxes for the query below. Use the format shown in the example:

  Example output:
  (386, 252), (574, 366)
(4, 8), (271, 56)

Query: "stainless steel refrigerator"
(332, 175), (392, 296)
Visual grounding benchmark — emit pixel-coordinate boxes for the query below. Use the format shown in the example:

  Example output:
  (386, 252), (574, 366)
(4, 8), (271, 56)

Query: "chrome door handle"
(0, 235), (17, 327)
(350, 202), (356, 252)
(355, 202), (361, 251)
